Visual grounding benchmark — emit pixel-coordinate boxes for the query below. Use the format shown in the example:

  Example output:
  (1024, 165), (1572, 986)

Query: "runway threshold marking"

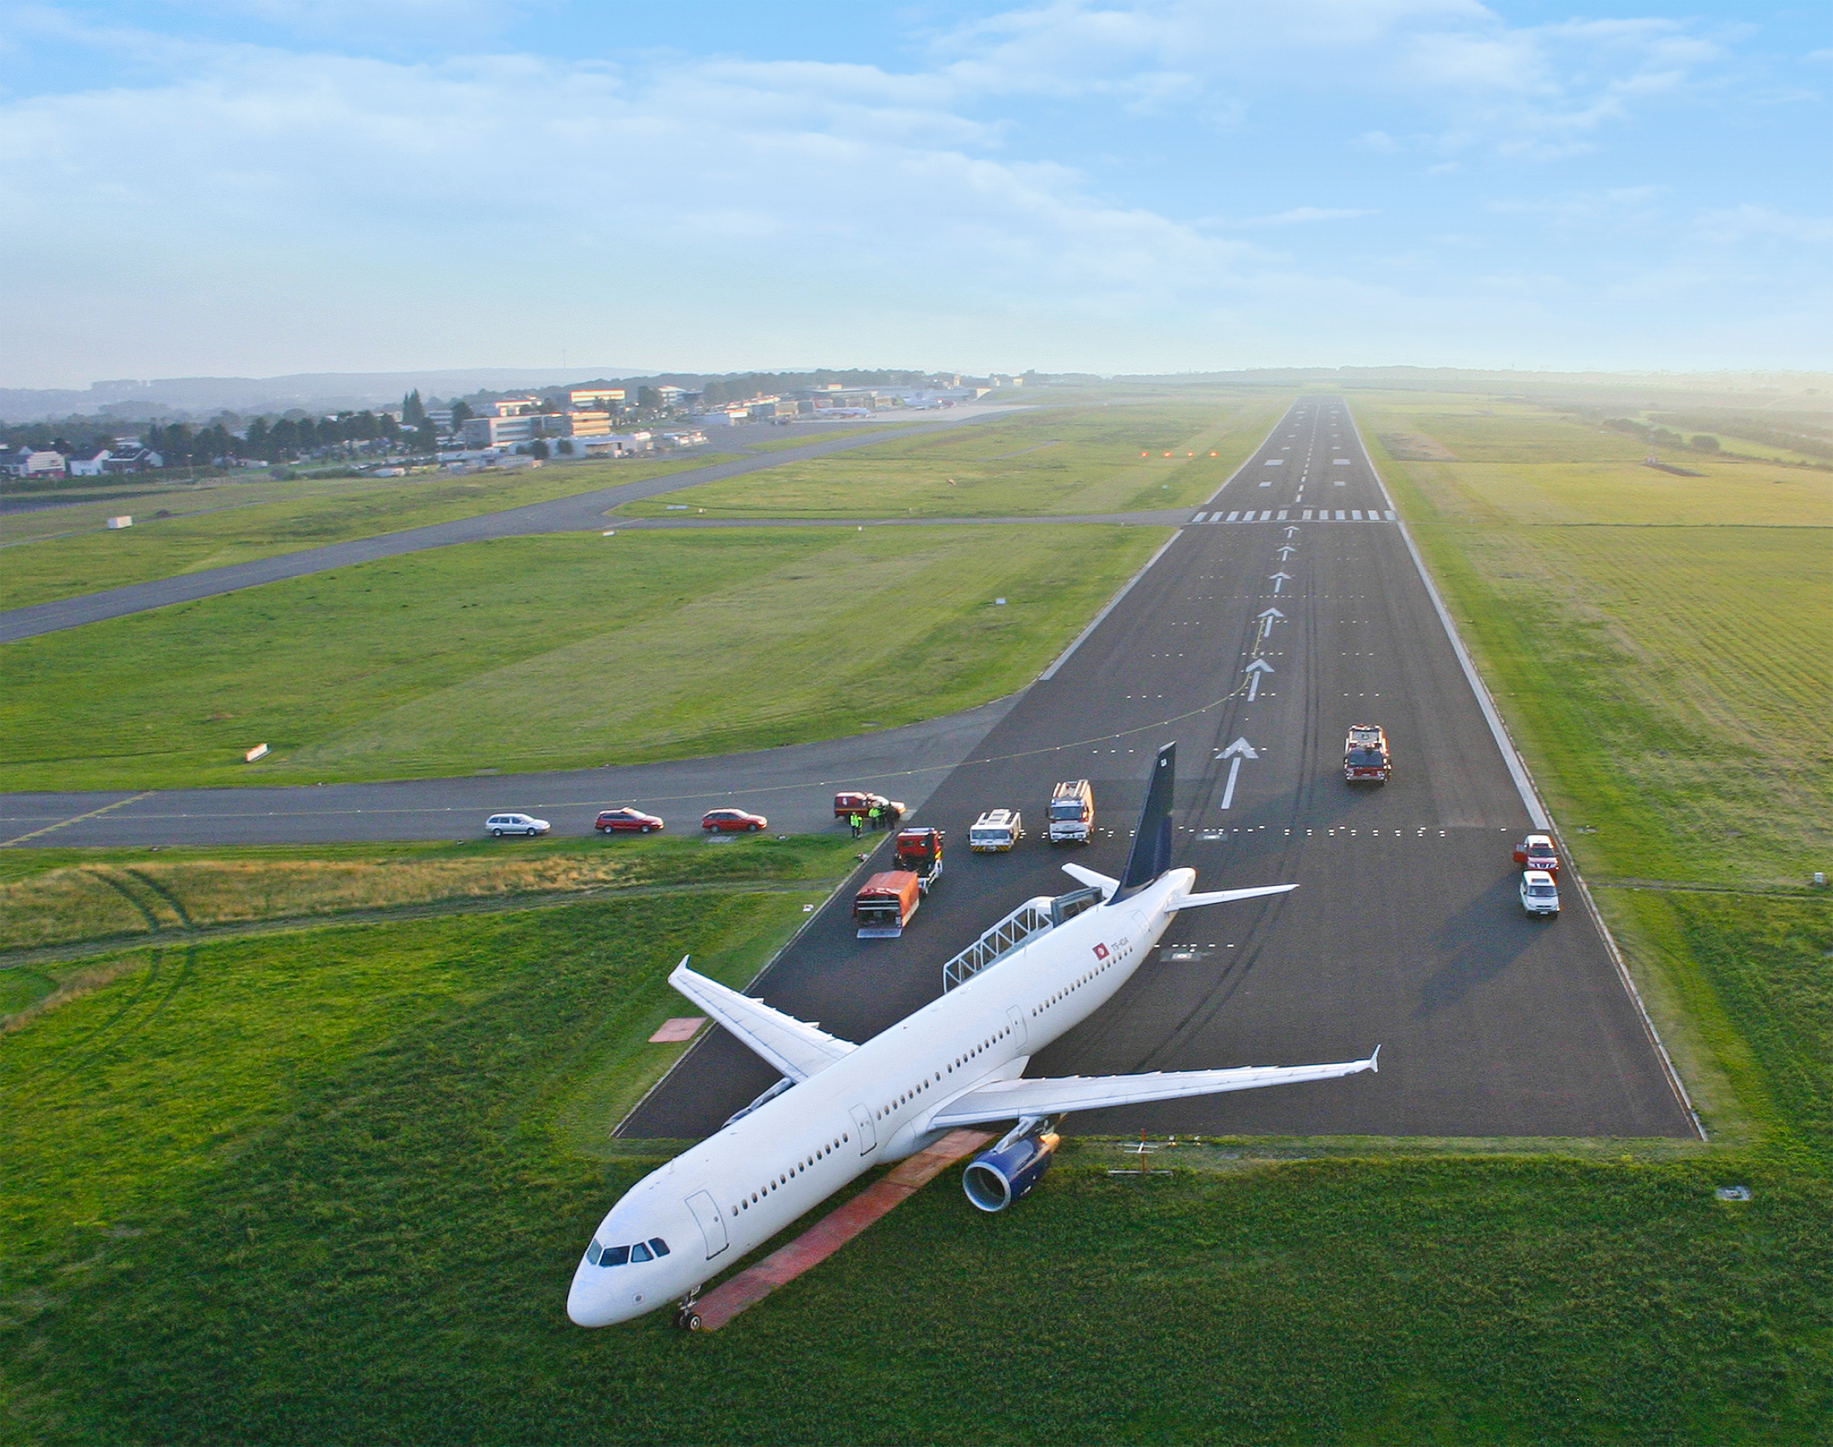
(691, 1128), (994, 1331)
(0, 791), (154, 848)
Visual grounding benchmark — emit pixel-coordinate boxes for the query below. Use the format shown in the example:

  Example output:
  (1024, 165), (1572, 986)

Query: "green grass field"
(614, 395), (1287, 519)
(1360, 400), (1831, 890)
(0, 523), (1166, 791)
(0, 455), (720, 611)
(0, 843), (1827, 1445)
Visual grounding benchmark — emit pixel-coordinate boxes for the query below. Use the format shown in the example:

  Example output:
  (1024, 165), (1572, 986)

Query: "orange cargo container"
(853, 870), (922, 938)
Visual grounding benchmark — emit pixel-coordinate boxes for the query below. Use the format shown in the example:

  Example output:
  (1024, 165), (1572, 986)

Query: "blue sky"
(1, 0), (1828, 385)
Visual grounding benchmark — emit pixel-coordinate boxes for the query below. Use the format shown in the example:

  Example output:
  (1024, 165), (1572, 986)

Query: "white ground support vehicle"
(1519, 870), (1560, 917)
(1045, 780), (1095, 845)
(486, 813), (550, 837)
(969, 809), (1023, 852)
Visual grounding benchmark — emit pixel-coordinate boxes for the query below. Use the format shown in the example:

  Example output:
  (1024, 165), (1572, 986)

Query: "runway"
(622, 398), (1698, 1142)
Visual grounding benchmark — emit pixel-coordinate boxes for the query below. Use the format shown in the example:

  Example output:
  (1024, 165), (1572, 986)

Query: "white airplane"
(568, 743), (1378, 1329)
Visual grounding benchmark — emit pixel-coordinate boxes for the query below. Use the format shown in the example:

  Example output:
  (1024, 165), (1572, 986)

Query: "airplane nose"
(567, 1258), (624, 1328)
(567, 1255), (668, 1328)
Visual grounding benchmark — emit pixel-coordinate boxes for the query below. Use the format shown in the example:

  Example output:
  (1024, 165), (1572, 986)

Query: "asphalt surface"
(0, 696), (1018, 848)
(0, 410), (1013, 642)
(622, 397), (1697, 1142)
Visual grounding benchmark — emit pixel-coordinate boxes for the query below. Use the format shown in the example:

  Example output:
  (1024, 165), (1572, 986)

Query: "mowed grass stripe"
(0, 524), (1167, 790)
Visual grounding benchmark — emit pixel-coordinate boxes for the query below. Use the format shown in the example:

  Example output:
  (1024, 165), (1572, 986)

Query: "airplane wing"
(669, 959), (857, 1081)
(1170, 882), (1298, 909)
(927, 1050), (1378, 1128)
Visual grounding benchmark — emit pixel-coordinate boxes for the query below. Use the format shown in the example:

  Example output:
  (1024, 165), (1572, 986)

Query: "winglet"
(1370, 1044), (1381, 1074)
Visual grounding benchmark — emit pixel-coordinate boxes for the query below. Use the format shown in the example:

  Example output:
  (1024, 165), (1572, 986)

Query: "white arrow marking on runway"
(1215, 737), (1260, 809)
(1269, 571), (1292, 594)
(1256, 606), (1285, 639)
(1243, 657), (1274, 701)
(1283, 525), (1300, 538)
(1276, 544), (1297, 559)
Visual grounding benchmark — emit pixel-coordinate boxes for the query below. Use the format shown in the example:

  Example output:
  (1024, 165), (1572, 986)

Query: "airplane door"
(850, 1104), (876, 1154)
(685, 1190), (728, 1260)
(1007, 1005), (1028, 1048)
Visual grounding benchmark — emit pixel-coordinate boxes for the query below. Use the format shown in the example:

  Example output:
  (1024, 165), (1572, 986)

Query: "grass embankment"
(614, 395), (1287, 519)
(0, 834), (860, 957)
(0, 523), (1166, 791)
(0, 455), (722, 611)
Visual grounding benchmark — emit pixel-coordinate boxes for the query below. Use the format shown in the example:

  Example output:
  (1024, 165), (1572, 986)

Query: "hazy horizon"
(2, 0), (1827, 387)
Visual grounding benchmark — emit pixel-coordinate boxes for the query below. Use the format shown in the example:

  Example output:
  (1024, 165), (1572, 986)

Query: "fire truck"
(1343, 724), (1393, 784)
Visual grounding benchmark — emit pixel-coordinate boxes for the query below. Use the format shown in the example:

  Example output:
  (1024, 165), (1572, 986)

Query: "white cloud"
(1693, 205), (1833, 246)
(931, 0), (1724, 159)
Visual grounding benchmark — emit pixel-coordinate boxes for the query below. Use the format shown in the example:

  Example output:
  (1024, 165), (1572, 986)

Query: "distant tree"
(451, 400), (474, 425)
(637, 386), (661, 409)
(296, 417), (320, 452)
(555, 439), (574, 456)
(530, 439), (550, 460)
(268, 418), (299, 457)
(245, 417), (271, 458)
(1690, 434), (1720, 452)
(402, 389), (426, 426)
(414, 420), (439, 453)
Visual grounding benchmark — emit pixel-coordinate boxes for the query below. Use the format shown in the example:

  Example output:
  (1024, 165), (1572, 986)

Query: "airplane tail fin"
(1118, 742), (1177, 899)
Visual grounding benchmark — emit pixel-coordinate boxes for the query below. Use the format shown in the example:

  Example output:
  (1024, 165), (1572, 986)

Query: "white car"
(1519, 870), (1560, 917)
(486, 813), (549, 838)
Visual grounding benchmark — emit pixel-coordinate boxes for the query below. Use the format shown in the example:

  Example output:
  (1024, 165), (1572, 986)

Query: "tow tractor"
(893, 827), (945, 893)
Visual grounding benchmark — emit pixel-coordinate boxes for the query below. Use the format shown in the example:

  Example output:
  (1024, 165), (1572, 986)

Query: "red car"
(702, 808), (768, 833)
(596, 807), (664, 834)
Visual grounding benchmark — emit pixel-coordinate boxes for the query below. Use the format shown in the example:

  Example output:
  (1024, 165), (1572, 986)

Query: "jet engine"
(962, 1124), (1061, 1212)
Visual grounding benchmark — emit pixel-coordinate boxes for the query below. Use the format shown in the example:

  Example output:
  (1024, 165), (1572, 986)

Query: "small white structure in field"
(106, 515), (133, 529)
(244, 743), (270, 762)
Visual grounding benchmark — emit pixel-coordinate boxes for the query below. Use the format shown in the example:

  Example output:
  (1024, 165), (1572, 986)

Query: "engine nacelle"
(962, 1129), (1061, 1212)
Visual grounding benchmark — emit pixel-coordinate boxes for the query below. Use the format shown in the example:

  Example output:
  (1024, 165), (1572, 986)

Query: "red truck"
(893, 827), (945, 893)
(1344, 724), (1393, 784)
(853, 871), (923, 939)
(1512, 833), (1561, 876)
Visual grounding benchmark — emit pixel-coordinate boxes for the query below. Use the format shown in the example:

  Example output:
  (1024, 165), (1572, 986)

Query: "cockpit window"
(599, 1244), (631, 1267)
(649, 1237), (670, 1257)
(629, 1242), (654, 1263)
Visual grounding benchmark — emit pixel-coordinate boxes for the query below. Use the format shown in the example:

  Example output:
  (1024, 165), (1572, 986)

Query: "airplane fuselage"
(566, 868), (1194, 1327)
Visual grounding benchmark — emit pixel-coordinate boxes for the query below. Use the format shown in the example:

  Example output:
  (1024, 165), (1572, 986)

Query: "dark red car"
(596, 807), (664, 834)
(702, 808), (768, 833)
